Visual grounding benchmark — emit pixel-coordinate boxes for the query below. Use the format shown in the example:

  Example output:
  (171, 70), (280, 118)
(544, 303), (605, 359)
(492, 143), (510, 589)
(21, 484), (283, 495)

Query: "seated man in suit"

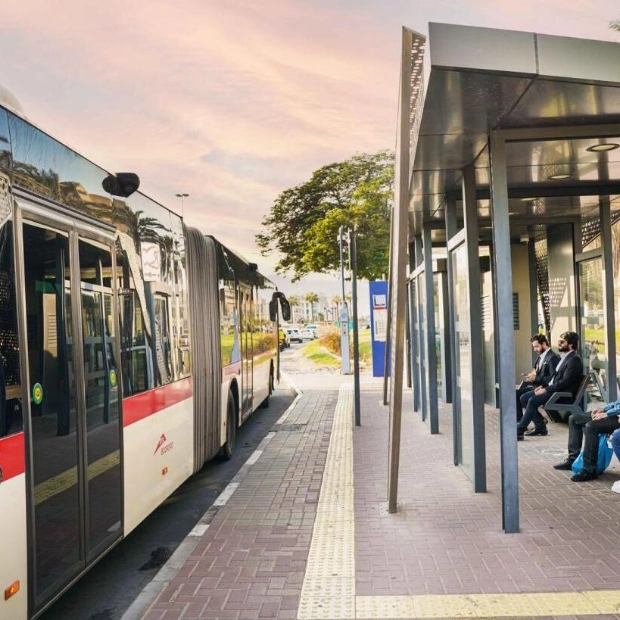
(517, 331), (582, 441)
(566, 400), (620, 482)
(516, 334), (559, 422)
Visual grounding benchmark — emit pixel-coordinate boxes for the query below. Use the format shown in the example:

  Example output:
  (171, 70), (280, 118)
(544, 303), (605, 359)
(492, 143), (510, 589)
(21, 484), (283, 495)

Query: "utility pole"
(338, 226), (351, 374)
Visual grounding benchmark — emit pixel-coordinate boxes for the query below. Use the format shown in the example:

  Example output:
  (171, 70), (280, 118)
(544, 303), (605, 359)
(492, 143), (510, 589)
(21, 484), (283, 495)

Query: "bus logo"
(154, 434), (167, 455)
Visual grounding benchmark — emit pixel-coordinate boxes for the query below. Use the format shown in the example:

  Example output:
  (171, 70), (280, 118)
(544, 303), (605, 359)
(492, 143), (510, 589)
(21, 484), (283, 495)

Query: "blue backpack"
(572, 434), (613, 475)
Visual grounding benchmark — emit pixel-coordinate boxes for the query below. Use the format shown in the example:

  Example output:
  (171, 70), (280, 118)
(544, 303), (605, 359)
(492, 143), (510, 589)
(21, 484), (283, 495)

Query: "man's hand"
(534, 386), (546, 395)
(525, 371), (536, 382)
(591, 409), (606, 420)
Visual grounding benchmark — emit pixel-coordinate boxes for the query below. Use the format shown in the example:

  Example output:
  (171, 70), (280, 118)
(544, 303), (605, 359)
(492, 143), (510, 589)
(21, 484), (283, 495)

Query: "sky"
(1, 0), (619, 308)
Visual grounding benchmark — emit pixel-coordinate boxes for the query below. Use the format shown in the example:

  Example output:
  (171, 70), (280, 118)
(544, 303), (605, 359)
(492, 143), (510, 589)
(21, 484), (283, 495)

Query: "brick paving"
(134, 371), (620, 620)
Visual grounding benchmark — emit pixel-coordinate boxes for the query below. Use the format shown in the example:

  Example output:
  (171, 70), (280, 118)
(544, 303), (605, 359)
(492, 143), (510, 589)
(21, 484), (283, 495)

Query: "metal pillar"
(445, 195), (459, 465)
(489, 132), (519, 533)
(351, 230), (361, 425)
(423, 226), (439, 433)
(387, 28), (413, 514)
(462, 166), (486, 493)
(600, 196), (617, 401)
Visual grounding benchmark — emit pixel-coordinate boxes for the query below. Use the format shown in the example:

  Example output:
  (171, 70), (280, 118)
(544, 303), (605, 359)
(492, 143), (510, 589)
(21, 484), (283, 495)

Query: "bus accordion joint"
(4, 580), (20, 600)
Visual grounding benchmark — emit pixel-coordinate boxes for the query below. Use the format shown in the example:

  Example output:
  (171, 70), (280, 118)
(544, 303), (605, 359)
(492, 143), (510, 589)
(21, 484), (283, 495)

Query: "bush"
(320, 329), (341, 355)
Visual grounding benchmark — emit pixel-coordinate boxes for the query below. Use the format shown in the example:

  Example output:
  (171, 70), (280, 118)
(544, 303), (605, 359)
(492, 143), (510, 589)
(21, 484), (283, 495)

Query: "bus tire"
(223, 391), (236, 459)
(258, 369), (274, 409)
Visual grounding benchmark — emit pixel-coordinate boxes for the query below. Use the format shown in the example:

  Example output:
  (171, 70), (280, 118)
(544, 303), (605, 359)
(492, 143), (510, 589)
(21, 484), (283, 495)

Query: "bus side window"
(0, 223), (23, 437)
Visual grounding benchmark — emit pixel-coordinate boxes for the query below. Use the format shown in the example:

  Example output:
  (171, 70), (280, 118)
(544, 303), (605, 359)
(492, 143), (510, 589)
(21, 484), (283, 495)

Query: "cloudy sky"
(1, 0), (619, 303)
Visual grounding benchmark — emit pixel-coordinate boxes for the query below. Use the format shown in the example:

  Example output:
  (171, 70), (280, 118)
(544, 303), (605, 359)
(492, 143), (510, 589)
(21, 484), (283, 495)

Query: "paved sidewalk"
(125, 372), (620, 620)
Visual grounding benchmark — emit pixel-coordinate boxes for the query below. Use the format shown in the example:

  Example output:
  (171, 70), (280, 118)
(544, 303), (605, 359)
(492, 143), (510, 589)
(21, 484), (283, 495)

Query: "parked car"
(285, 327), (302, 343)
(304, 324), (318, 337)
(300, 328), (315, 341)
(278, 328), (290, 349)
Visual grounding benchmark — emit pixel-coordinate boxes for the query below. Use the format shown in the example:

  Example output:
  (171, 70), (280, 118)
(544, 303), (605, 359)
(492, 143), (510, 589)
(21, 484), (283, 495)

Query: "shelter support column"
(600, 196), (617, 401)
(462, 166), (486, 493)
(409, 239), (421, 412)
(423, 226), (439, 433)
(387, 27), (413, 514)
(489, 131), (519, 533)
(445, 196), (459, 464)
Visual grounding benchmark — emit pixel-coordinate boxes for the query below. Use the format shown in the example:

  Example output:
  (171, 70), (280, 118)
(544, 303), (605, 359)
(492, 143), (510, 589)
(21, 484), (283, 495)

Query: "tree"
(287, 295), (300, 323)
(611, 20), (620, 31)
(305, 292), (319, 321)
(256, 151), (393, 281)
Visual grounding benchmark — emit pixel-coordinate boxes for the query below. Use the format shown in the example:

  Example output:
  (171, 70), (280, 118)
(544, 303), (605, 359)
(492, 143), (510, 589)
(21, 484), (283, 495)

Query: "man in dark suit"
(516, 334), (559, 422)
(517, 331), (582, 441)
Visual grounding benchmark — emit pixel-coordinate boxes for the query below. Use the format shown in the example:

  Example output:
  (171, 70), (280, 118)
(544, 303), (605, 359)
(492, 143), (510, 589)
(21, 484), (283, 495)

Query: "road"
(40, 385), (296, 620)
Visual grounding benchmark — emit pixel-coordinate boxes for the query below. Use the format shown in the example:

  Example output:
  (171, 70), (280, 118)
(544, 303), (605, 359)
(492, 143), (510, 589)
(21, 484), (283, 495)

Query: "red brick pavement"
(134, 373), (620, 620)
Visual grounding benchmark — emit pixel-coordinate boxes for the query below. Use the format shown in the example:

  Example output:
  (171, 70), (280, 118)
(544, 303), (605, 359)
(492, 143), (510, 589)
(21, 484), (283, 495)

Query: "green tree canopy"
(256, 150), (393, 281)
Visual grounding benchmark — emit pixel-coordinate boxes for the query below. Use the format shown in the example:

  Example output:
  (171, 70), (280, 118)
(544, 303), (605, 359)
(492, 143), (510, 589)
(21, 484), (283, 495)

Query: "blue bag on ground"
(571, 434), (613, 475)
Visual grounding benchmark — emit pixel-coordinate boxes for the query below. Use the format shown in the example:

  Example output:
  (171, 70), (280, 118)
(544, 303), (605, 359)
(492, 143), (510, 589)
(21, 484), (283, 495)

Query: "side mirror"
(102, 172), (140, 198)
(280, 298), (291, 322)
(269, 299), (277, 322)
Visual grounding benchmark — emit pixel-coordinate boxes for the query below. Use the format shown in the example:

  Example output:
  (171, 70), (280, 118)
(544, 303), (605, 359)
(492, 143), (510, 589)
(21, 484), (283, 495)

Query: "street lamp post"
(175, 192), (189, 217)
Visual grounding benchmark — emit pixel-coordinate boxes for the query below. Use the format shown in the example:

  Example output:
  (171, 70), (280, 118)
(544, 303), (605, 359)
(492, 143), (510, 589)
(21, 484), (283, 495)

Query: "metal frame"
(423, 226), (439, 433)
(387, 27), (415, 514)
(489, 132), (519, 533)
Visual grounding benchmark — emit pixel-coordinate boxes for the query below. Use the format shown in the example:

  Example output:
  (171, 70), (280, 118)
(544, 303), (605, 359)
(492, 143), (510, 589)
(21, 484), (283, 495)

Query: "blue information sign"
(369, 280), (388, 377)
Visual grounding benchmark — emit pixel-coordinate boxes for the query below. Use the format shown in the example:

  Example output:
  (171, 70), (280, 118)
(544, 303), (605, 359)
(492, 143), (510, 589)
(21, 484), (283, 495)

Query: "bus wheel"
(223, 391), (236, 459)
(258, 369), (274, 409)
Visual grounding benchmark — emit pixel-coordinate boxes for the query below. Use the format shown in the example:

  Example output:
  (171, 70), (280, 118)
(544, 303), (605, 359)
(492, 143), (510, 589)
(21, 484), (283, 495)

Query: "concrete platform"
(123, 372), (620, 620)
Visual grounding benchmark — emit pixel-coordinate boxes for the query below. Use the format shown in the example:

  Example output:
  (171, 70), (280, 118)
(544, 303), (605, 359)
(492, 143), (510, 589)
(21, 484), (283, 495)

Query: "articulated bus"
(0, 88), (290, 619)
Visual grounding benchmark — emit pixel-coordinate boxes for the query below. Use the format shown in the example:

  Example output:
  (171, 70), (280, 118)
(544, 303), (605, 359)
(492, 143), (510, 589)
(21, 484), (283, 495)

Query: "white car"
(300, 328), (315, 341)
(285, 327), (302, 343)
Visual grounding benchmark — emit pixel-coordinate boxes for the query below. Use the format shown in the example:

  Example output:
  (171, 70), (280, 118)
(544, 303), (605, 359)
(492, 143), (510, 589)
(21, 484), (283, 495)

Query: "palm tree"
(288, 295), (300, 323)
(611, 20), (620, 31)
(305, 292), (319, 322)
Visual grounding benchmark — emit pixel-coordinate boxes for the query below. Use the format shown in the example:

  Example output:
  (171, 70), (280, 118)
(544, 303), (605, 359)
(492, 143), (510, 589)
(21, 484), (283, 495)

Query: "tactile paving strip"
(298, 384), (355, 619)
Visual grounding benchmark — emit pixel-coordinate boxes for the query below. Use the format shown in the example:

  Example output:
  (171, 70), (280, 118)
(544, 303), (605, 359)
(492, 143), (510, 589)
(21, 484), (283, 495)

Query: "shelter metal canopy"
(389, 22), (620, 534)
(411, 22), (620, 244)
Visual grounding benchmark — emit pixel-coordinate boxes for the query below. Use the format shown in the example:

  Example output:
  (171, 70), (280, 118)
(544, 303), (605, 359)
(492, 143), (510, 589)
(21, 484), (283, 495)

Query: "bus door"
(16, 206), (122, 612)
(239, 284), (253, 418)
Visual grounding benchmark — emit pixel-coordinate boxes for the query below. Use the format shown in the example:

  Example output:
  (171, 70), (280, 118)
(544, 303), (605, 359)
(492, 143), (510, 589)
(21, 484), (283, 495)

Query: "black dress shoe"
(524, 428), (548, 436)
(571, 471), (598, 482)
(553, 460), (574, 470)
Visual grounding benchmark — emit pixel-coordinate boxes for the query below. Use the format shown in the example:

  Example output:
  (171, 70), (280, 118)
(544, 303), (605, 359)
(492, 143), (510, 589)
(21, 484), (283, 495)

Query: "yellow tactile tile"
(356, 595), (415, 618)
(584, 589), (620, 613)
(298, 385), (355, 620)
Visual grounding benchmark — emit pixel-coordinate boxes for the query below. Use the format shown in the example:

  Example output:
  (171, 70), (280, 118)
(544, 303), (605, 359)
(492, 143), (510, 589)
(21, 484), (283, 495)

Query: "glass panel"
(220, 278), (239, 366)
(116, 241), (149, 395)
(23, 223), (81, 599)
(417, 273), (428, 420)
(0, 109), (11, 171)
(78, 240), (121, 556)
(434, 274), (442, 400)
(0, 221), (22, 437)
(153, 295), (172, 385)
(452, 244), (473, 479)
(579, 257), (606, 403)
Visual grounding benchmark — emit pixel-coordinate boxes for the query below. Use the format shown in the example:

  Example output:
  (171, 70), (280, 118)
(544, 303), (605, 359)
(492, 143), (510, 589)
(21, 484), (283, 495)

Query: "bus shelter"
(388, 23), (620, 533)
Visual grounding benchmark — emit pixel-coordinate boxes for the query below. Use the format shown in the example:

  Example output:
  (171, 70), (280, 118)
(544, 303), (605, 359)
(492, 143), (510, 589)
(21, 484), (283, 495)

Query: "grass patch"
(310, 327), (373, 366)
(301, 339), (340, 366)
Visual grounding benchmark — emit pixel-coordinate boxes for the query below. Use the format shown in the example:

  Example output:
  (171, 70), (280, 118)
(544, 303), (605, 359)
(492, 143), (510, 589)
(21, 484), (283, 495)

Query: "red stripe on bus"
(0, 432), (25, 480)
(123, 378), (193, 427)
